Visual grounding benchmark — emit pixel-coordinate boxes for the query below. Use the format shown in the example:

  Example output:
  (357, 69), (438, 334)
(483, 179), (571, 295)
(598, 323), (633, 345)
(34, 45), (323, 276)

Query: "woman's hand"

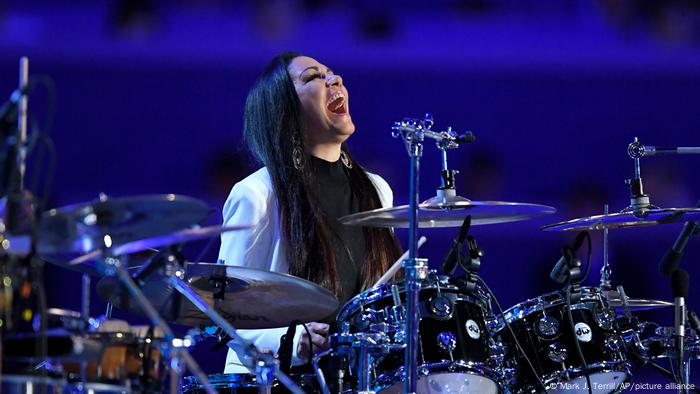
(296, 322), (330, 362)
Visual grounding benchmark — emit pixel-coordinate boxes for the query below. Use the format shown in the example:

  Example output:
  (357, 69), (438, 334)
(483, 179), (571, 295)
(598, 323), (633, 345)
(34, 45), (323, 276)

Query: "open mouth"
(326, 91), (347, 114)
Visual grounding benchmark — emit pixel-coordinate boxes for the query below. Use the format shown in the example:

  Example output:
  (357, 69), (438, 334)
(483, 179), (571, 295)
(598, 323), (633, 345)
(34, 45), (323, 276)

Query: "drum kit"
(0, 58), (698, 394)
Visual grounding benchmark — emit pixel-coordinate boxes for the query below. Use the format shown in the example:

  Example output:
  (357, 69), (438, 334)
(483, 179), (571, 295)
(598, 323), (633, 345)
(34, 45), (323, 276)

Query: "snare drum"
(494, 287), (630, 394)
(337, 275), (503, 393)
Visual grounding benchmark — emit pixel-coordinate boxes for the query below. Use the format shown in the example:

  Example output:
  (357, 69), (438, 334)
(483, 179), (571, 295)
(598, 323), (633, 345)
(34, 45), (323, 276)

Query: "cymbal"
(97, 262), (339, 329)
(339, 195), (556, 228)
(37, 194), (211, 275)
(542, 207), (700, 232)
(68, 225), (250, 266)
(604, 290), (673, 312)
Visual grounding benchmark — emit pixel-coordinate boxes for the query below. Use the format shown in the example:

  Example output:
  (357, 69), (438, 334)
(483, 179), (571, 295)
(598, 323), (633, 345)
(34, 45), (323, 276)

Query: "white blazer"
(219, 167), (393, 373)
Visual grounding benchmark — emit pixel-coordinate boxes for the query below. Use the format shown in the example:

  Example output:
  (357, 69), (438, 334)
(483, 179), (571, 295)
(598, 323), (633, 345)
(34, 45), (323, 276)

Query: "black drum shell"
(336, 276), (503, 392)
(494, 288), (630, 393)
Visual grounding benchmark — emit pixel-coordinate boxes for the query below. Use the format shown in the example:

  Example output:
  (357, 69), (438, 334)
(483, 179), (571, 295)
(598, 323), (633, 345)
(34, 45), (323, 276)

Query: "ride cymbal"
(340, 195), (556, 228)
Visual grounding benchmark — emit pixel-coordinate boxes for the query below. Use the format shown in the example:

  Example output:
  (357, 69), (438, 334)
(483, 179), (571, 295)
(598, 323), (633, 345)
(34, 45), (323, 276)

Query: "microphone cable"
(578, 231), (592, 283)
(562, 231), (593, 394)
(566, 284), (593, 394)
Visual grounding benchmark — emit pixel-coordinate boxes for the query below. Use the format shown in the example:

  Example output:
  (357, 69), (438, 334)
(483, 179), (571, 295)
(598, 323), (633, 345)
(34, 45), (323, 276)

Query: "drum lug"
(594, 304), (615, 330)
(604, 334), (623, 354)
(548, 342), (568, 363)
(536, 315), (560, 338)
(429, 295), (453, 320)
(488, 338), (506, 364)
(437, 331), (457, 356)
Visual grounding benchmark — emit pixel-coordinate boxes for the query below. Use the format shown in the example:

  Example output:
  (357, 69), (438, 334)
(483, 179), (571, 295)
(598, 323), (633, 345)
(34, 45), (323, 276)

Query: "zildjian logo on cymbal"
(219, 310), (270, 322)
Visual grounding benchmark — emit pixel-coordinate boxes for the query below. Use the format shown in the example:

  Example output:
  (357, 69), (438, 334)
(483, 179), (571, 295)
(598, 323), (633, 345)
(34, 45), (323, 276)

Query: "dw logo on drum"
(574, 322), (593, 342)
(465, 319), (481, 339)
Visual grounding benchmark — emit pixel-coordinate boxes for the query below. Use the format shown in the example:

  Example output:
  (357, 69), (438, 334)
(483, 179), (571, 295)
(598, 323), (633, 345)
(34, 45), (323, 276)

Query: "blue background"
(1, 0), (699, 388)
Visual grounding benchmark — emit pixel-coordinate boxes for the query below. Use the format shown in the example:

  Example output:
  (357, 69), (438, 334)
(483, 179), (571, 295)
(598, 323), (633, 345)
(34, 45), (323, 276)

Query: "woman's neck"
(309, 143), (342, 162)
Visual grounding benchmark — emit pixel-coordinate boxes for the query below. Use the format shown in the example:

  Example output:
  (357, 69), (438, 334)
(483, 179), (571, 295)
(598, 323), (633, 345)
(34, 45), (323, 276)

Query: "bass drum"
(337, 274), (503, 393)
(493, 287), (630, 394)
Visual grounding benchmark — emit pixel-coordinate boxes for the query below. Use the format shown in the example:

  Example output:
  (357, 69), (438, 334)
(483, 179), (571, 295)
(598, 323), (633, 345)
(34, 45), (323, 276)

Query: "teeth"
(326, 92), (345, 108)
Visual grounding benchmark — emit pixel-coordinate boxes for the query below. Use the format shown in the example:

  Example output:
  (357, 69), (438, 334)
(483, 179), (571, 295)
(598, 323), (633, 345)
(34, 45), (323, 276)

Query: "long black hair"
(243, 52), (401, 295)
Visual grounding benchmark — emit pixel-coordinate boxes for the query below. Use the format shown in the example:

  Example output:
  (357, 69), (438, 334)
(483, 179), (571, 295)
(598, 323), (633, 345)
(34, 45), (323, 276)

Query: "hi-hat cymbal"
(340, 195), (556, 228)
(542, 207), (700, 232)
(37, 194), (211, 275)
(604, 290), (673, 312)
(97, 262), (339, 329)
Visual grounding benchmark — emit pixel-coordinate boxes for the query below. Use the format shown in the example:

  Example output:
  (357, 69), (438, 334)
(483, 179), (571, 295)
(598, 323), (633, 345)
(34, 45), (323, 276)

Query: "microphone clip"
(459, 235), (483, 294)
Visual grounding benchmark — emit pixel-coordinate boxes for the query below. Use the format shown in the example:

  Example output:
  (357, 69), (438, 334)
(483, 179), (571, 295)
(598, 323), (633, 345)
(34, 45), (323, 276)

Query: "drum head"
(379, 372), (500, 394)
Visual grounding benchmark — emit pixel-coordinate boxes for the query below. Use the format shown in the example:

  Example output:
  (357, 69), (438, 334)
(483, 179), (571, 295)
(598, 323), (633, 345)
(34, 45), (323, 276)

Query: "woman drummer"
(218, 52), (402, 373)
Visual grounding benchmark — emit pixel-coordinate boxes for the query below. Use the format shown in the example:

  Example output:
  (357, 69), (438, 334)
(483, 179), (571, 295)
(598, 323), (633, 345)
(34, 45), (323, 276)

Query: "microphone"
(278, 320), (301, 374)
(672, 268), (689, 384)
(549, 231), (587, 284)
(659, 215), (699, 276)
(455, 132), (475, 144)
(688, 309), (700, 333)
(441, 215), (471, 276)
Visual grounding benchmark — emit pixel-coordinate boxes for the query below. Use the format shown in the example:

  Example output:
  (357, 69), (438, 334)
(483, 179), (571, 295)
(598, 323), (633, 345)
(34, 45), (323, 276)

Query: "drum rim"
(182, 373), (261, 388)
(337, 274), (490, 321)
(494, 287), (607, 329)
(511, 360), (631, 393)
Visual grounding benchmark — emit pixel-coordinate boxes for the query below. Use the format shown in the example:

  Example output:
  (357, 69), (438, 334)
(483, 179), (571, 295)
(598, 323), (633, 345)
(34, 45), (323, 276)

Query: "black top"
(310, 156), (365, 306)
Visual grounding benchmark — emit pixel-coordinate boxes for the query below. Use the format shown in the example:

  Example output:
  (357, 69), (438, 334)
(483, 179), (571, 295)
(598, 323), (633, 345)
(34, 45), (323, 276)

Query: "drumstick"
(373, 236), (427, 287)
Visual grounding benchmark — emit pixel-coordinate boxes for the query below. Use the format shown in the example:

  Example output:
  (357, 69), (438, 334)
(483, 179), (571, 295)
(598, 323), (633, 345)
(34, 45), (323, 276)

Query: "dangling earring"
(340, 151), (352, 169)
(292, 146), (303, 170)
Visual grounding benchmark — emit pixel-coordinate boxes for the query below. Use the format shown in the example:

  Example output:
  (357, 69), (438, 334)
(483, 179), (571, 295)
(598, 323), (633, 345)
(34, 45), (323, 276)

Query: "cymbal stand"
(391, 113), (474, 393)
(422, 123), (473, 206)
(100, 255), (216, 394)
(626, 137), (700, 213)
(319, 322), (405, 394)
(599, 204), (612, 290)
(80, 273), (91, 385)
(168, 274), (304, 394)
(625, 138), (656, 212)
(134, 252), (305, 394)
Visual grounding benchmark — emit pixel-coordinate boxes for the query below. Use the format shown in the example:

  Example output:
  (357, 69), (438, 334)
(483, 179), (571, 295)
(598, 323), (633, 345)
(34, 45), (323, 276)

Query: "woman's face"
(287, 56), (355, 147)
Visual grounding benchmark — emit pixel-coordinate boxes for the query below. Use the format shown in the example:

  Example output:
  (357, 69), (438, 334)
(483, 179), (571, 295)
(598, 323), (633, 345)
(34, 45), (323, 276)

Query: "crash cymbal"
(68, 225), (250, 266)
(97, 262), (339, 329)
(604, 290), (673, 312)
(37, 194), (211, 275)
(542, 207), (700, 232)
(340, 195), (556, 228)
